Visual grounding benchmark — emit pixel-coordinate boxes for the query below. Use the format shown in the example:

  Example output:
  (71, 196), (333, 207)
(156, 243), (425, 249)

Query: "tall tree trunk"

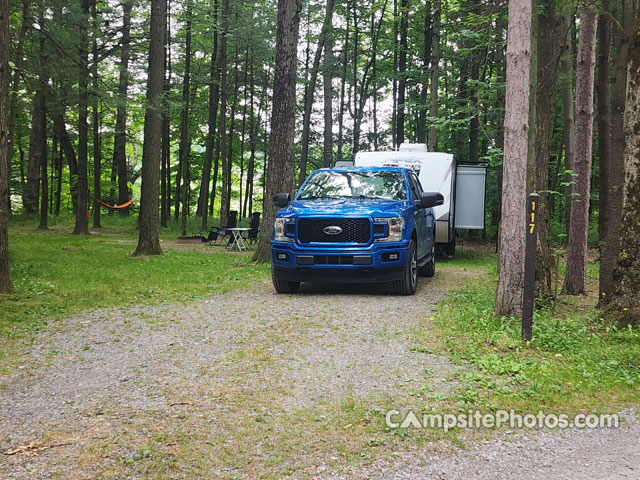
(600, 0), (634, 300)
(300, 6), (333, 182)
(391, 0), (398, 149)
(494, 0), (532, 318)
(55, 136), (62, 216)
(564, 4), (598, 295)
(37, 110), (47, 230)
(469, 47), (482, 163)
(26, 90), (45, 214)
(298, 35), (325, 186)
(494, 15), (506, 241)
(253, 0), (301, 262)
(200, 0), (219, 229)
(53, 112), (78, 210)
(238, 47), (250, 215)
(417, 2), (432, 145)
(561, 11), (576, 243)
(323, 3), (334, 168)
(526, 0), (539, 195)
(217, 0), (230, 225)
(161, 0), (171, 227)
(243, 60), (256, 218)
(223, 50), (240, 221)
(7, 0), (29, 203)
(135, 0), (166, 255)
(36, 13), (48, 231)
(0, 0), (11, 293)
(337, 7), (350, 161)
(603, 5), (640, 325)
(179, 0), (193, 237)
(532, 1), (565, 300)
(74, 0), (90, 234)
(396, 0), (409, 146)
(92, 0), (102, 228)
(428, 0), (441, 151)
(113, 0), (133, 216)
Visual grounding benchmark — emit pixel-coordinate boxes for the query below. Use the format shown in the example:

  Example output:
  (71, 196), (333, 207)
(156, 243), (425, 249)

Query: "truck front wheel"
(393, 240), (418, 295)
(271, 266), (300, 293)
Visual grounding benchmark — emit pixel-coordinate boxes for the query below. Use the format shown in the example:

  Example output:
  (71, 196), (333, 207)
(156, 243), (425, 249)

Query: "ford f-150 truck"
(270, 166), (444, 295)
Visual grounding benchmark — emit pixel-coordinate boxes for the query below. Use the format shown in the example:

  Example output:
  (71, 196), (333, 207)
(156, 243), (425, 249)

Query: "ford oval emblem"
(323, 226), (343, 235)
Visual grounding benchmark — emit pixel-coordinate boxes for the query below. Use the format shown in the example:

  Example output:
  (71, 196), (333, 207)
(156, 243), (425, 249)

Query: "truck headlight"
(274, 218), (295, 242)
(374, 217), (404, 242)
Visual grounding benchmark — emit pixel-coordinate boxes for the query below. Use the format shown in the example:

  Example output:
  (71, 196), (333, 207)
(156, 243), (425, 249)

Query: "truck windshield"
(298, 171), (407, 200)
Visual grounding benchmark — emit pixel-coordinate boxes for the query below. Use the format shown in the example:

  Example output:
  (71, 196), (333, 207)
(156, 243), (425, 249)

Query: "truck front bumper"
(271, 242), (409, 284)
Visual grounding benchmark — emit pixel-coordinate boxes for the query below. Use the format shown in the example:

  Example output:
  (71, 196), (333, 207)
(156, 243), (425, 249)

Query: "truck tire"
(419, 243), (436, 277)
(393, 239), (418, 295)
(271, 266), (300, 293)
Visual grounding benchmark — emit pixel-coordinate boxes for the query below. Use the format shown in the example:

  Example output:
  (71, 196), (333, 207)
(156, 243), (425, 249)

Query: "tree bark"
(0, 0), (11, 293)
(74, 0), (90, 235)
(494, 0), (532, 318)
(223, 50), (240, 222)
(603, 6), (640, 326)
(323, 1), (335, 168)
(112, 0), (133, 217)
(179, 0), (193, 237)
(92, 0), (102, 228)
(253, 0), (301, 262)
(564, 3), (598, 295)
(36, 14), (48, 231)
(561, 11), (576, 244)
(7, 0), (29, 198)
(200, 0), (219, 229)
(337, 6), (349, 161)
(532, 1), (565, 300)
(217, 0), (230, 226)
(428, 0), (441, 151)
(161, 0), (171, 227)
(396, 0), (409, 146)
(26, 90), (45, 214)
(134, 0), (166, 256)
(298, 25), (326, 186)
(600, 0), (634, 301)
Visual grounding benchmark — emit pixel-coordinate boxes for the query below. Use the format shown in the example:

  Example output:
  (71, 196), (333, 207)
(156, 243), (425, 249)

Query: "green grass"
(434, 252), (640, 415)
(1, 215), (270, 353)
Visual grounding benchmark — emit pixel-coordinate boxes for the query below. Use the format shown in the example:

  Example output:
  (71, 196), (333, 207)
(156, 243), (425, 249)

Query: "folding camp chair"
(211, 211), (239, 246)
(242, 212), (261, 247)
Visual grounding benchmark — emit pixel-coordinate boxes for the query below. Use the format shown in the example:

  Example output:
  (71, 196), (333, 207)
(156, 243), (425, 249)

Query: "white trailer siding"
(354, 151), (456, 243)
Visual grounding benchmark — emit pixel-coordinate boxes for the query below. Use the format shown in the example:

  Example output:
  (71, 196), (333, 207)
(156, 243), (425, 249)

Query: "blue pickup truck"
(270, 166), (444, 295)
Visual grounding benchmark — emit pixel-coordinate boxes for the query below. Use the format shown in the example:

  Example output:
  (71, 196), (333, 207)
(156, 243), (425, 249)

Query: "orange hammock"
(95, 197), (135, 210)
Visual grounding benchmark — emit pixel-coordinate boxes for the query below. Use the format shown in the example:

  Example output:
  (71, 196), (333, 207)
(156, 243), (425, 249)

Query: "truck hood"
(280, 198), (408, 218)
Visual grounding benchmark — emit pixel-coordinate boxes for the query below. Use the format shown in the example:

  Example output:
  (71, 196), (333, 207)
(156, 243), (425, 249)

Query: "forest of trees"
(0, 0), (639, 324)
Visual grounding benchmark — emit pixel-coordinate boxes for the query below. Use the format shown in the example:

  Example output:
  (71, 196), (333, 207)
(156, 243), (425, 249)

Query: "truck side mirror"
(273, 193), (291, 208)
(421, 192), (444, 209)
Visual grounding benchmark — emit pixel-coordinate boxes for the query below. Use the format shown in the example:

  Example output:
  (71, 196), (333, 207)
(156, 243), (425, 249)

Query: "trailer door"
(454, 165), (486, 229)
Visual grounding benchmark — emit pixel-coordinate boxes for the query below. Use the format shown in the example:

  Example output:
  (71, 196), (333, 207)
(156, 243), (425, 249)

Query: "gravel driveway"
(1, 264), (638, 479)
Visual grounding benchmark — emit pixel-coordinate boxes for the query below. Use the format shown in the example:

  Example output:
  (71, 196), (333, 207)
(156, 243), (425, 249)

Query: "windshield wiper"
(357, 195), (392, 200)
(300, 195), (343, 200)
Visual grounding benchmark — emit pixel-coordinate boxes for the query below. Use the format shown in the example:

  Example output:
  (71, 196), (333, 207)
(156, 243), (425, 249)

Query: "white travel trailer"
(352, 143), (486, 256)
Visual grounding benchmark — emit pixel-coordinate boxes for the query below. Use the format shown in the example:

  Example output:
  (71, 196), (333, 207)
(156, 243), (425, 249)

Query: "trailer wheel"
(444, 238), (456, 257)
(420, 243), (436, 277)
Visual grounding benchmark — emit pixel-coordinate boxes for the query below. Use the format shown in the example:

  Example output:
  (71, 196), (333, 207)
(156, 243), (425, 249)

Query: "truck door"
(408, 173), (430, 258)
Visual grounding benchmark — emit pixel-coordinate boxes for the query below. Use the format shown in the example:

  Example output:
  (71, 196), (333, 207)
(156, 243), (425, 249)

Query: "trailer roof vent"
(398, 143), (428, 152)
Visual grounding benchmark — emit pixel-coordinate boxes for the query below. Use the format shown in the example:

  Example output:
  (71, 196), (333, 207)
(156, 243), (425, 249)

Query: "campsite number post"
(522, 193), (538, 341)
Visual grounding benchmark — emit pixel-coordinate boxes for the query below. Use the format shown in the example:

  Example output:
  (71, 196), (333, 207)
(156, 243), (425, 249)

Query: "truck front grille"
(297, 218), (371, 244)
